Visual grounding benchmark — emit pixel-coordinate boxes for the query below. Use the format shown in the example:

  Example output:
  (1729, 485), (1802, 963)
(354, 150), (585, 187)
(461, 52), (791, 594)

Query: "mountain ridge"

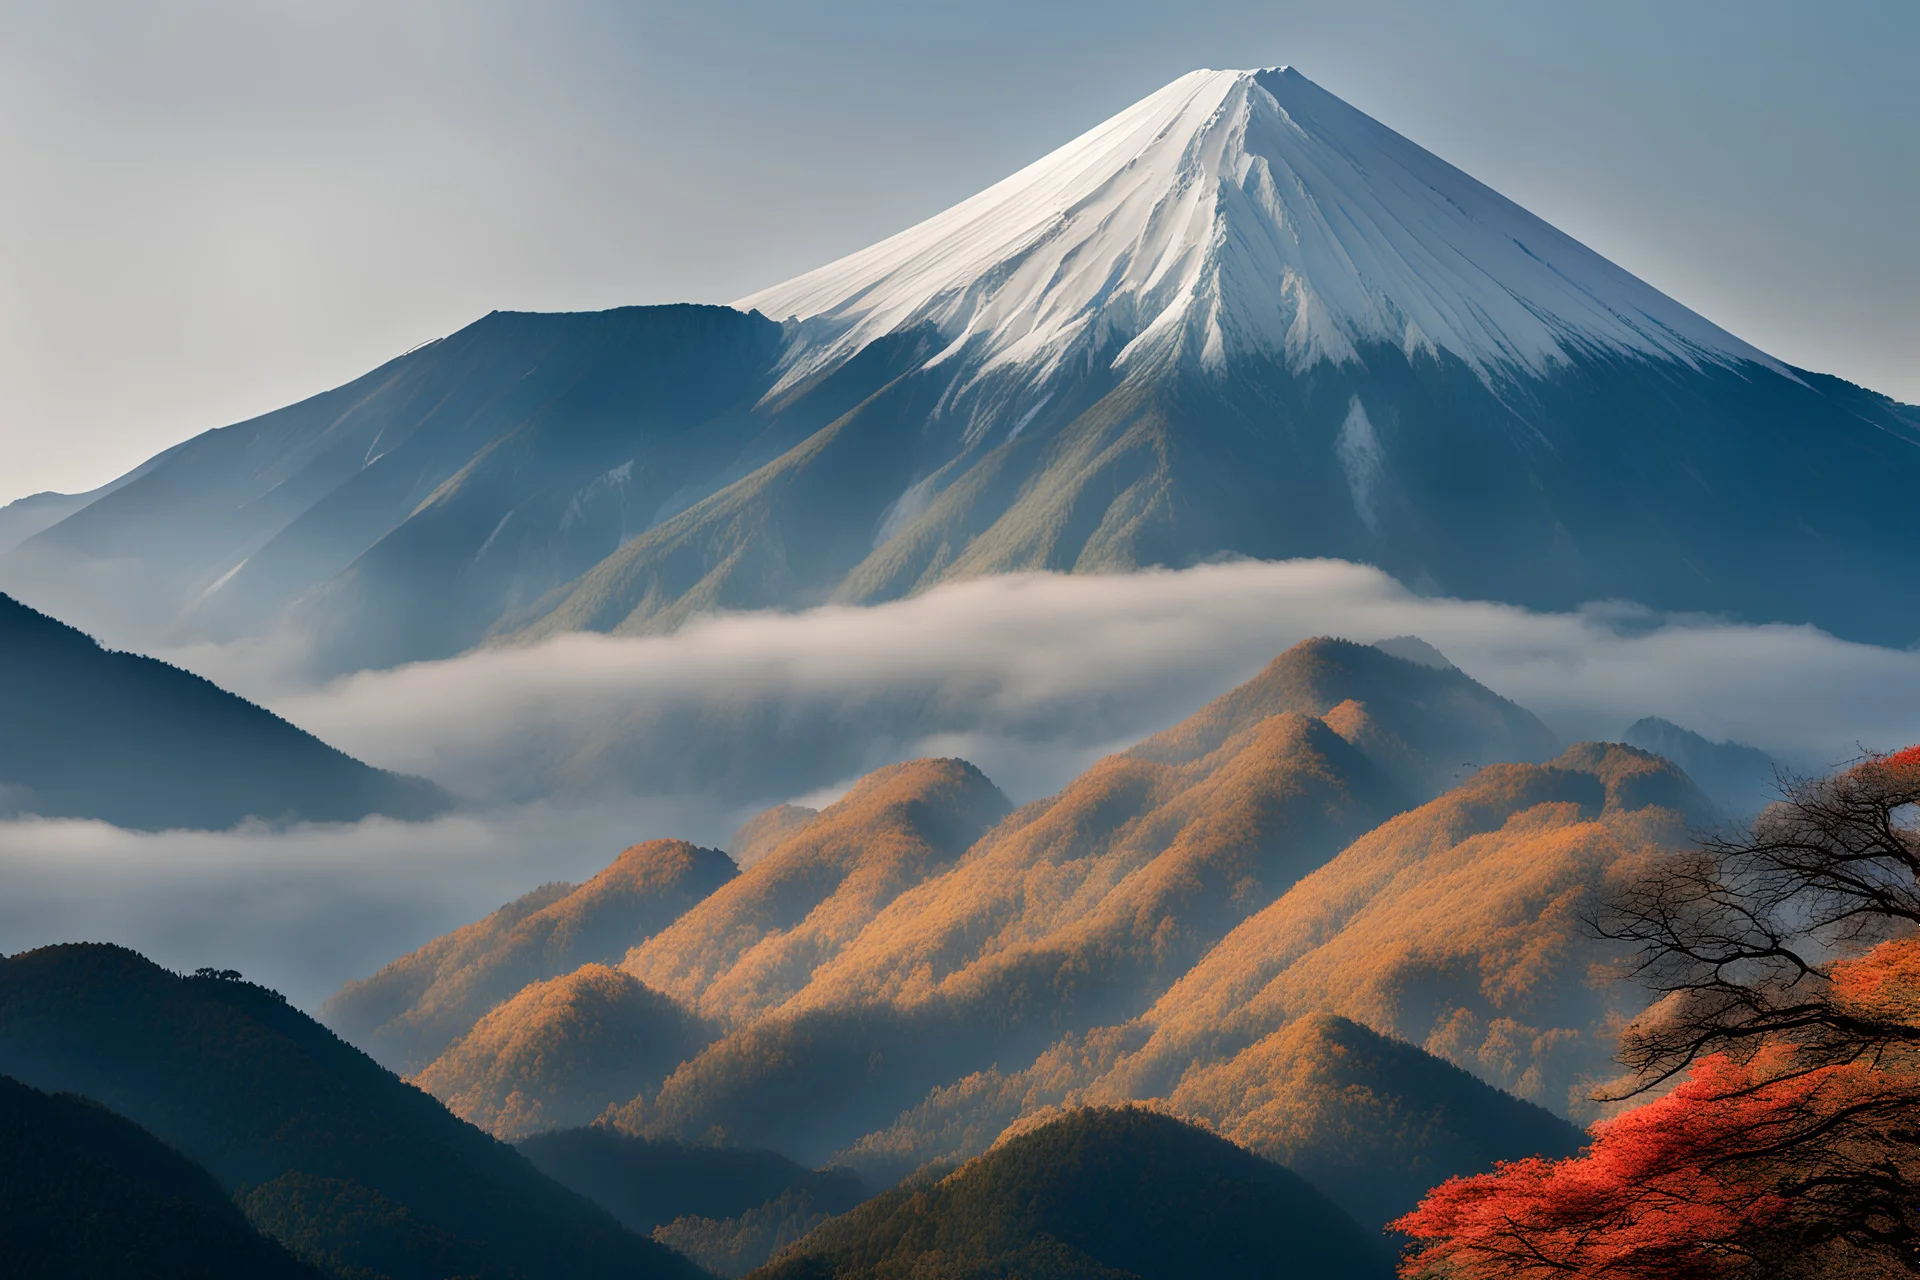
(6, 70), (1918, 662)
(741, 67), (1780, 394)
(0, 591), (448, 829)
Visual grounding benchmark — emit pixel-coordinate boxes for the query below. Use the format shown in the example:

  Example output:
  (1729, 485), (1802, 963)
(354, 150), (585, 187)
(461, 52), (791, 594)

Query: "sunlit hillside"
(414, 964), (714, 1141)
(324, 839), (736, 1072)
(623, 758), (1012, 1021)
(1102, 744), (1711, 1120)
(610, 640), (1554, 1159)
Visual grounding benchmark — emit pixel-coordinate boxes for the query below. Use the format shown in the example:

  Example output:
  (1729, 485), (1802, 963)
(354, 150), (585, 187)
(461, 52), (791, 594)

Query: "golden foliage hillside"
(323, 839), (735, 1072)
(785, 712), (1398, 1026)
(1128, 637), (1557, 795)
(1096, 744), (1710, 1121)
(414, 964), (713, 1142)
(729, 804), (818, 870)
(608, 639), (1562, 1160)
(623, 759), (1011, 1023)
(733, 638), (1550, 1037)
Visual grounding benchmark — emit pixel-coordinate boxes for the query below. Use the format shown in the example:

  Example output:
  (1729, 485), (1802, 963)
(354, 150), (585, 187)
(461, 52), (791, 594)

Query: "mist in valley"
(4, 558), (1916, 1009)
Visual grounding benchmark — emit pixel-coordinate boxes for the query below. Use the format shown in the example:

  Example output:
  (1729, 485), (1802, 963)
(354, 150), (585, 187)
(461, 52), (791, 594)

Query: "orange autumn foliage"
(1395, 1046), (1920, 1279)
(1398, 748), (1920, 1279)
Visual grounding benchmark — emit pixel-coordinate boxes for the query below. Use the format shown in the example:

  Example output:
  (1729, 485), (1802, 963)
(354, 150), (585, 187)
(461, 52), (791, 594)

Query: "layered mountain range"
(5, 67), (1916, 677)
(7, 633), (1756, 1276)
(320, 637), (1678, 1244)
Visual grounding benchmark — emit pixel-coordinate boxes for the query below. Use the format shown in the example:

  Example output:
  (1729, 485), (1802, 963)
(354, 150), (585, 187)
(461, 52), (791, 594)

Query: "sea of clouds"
(5, 559), (1917, 1008)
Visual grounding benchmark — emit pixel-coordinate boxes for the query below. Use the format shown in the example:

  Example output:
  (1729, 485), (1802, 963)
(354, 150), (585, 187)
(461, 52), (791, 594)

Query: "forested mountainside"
(310, 636), (1614, 1241)
(748, 1108), (1393, 1280)
(0, 591), (446, 829)
(520, 1127), (865, 1277)
(0, 944), (704, 1280)
(0, 1073), (322, 1280)
(324, 838), (737, 1073)
(8, 633), (1727, 1275)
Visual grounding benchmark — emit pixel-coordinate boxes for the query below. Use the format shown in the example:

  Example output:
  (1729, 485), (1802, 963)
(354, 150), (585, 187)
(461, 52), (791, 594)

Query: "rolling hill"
(747, 1107), (1392, 1280)
(0, 1072), (322, 1280)
(609, 639), (1551, 1161)
(1095, 743), (1712, 1122)
(310, 636), (1682, 1248)
(0, 943), (705, 1280)
(414, 964), (715, 1140)
(334, 638), (1565, 1169)
(323, 838), (737, 1073)
(0, 591), (447, 830)
(622, 758), (1013, 1023)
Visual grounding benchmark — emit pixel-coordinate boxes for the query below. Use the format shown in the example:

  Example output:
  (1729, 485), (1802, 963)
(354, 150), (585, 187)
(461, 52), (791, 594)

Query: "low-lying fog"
(5, 559), (1916, 1008)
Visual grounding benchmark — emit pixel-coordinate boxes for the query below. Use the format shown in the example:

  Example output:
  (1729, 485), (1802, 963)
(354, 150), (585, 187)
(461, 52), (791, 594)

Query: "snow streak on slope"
(740, 68), (1782, 390)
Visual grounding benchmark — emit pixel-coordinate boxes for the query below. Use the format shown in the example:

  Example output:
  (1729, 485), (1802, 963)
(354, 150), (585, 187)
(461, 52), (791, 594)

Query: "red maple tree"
(1395, 747), (1920, 1278)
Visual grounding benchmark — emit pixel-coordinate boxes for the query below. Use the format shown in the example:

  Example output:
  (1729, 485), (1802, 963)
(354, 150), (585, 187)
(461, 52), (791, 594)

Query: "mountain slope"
(623, 758), (1013, 1024)
(324, 838), (737, 1073)
(1623, 716), (1780, 818)
(0, 305), (791, 671)
(0, 1073), (322, 1279)
(1096, 743), (1709, 1121)
(749, 1107), (1392, 1280)
(0, 943), (704, 1280)
(531, 68), (1920, 647)
(415, 965), (714, 1140)
(608, 640), (1548, 1162)
(13, 69), (1918, 657)
(0, 591), (446, 829)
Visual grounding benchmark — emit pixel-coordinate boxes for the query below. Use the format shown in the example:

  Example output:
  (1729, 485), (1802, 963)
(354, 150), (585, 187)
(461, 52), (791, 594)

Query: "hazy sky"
(2, 0), (1914, 504)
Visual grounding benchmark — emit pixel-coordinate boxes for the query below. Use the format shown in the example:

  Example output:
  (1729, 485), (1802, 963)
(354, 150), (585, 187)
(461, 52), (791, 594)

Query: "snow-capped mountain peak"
(739, 67), (1780, 390)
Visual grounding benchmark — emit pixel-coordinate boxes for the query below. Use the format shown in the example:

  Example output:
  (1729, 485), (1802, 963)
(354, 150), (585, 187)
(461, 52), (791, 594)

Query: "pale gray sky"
(2, 0), (1914, 504)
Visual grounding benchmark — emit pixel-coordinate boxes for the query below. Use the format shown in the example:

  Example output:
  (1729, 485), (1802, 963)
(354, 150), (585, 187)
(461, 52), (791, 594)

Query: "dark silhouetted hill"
(749, 1107), (1391, 1280)
(0, 592), (448, 830)
(0, 1072), (322, 1279)
(0, 943), (704, 1280)
(520, 1125), (865, 1274)
(519, 1126), (859, 1233)
(324, 838), (736, 1073)
(1623, 716), (1781, 818)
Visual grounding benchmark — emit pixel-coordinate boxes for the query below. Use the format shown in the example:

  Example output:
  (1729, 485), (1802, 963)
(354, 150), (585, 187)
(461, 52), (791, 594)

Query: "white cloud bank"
(259, 559), (1920, 802)
(7, 558), (1919, 1009)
